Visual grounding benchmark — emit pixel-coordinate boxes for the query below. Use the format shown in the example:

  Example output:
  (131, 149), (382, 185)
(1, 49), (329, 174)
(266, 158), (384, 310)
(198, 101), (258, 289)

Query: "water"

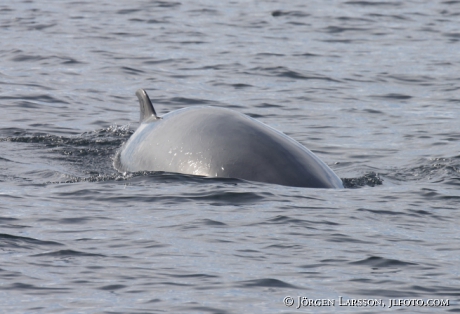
(1, 1), (459, 313)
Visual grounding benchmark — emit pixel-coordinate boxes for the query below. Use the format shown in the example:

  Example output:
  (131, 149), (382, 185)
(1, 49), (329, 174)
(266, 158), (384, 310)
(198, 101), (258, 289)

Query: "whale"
(114, 89), (343, 188)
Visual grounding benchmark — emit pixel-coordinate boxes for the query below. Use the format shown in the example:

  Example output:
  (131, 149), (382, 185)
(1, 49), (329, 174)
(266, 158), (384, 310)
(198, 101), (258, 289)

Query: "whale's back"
(115, 100), (343, 188)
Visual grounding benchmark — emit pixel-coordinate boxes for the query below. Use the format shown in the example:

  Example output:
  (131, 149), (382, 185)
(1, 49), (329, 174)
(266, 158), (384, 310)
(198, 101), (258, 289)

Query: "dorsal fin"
(136, 89), (158, 122)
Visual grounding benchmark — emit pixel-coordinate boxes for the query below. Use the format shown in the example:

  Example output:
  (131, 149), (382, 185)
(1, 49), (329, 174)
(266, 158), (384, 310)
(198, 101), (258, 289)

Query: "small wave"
(167, 273), (220, 279)
(10, 54), (83, 65)
(372, 93), (412, 100)
(350, 256), (418, 268)
(264, 215), (340, 228)
(32, 249), (106, 258)
(0, 233), (64, 249)
(98, 284), (126, 291)
(149, 1), (181, 8)
(345, 1), (402, 6)
(246, 66), (341, 82)
(271, 10), (310, 18)
(197, 219), (227, 226)
(323, 26), (371, 34)
(0, 283), (70, 292)
(236, 278), (299, 288)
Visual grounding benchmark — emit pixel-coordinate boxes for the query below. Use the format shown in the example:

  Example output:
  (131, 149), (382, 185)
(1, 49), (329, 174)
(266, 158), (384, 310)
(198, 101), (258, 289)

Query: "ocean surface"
(1, 1), (459, 313)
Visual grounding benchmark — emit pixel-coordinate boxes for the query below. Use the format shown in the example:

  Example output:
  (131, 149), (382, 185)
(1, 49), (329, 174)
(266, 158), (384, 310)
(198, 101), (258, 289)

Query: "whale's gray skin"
(114, 89), (344, 188)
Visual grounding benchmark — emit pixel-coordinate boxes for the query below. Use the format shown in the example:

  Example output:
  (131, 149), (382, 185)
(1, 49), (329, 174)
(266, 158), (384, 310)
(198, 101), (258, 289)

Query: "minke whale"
(114, 89), (343, 188)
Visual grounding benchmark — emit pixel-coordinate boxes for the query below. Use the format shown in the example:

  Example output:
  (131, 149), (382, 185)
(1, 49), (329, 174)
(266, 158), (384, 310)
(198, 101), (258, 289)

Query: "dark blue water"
(1, 1), (459, 313)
